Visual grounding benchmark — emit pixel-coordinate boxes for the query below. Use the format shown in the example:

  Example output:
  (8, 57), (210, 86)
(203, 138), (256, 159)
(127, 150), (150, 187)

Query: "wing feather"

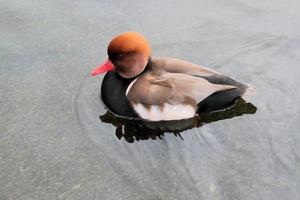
(127, 72), (235, 106)
(151, 57), (221, 76)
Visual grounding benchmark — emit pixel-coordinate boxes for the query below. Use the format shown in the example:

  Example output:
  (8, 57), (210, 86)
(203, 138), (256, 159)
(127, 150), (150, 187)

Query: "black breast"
(101, 71), (138, 118)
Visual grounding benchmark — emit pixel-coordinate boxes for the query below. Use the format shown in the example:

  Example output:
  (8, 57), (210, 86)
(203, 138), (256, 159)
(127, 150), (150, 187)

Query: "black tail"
(197, 75), (249, 112)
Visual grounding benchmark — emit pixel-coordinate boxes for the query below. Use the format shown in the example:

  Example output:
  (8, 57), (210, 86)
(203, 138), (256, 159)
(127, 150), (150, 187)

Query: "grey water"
(1, 0), (300, 199)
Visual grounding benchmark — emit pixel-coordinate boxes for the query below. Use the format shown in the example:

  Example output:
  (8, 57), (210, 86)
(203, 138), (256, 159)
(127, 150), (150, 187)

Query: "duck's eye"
(116, 53), (123, 60)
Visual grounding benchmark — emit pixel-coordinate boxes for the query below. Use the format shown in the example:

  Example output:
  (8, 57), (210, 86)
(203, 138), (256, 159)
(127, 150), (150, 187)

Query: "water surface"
(1, 0), (300, 199)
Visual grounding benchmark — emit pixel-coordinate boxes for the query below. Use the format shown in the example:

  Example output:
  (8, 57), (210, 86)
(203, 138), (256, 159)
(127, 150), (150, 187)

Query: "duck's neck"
(143, 57), (153, 72)
(116, 57), (153, 81)
(124, 57), (152, 80)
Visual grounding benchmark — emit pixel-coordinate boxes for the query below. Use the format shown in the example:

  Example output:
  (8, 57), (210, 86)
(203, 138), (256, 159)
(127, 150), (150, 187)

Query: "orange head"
(91, 31), (151, 78)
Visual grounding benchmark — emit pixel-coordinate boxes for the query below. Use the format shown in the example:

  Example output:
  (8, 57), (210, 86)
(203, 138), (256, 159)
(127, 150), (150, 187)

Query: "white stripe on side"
(125, 77), (140, 96)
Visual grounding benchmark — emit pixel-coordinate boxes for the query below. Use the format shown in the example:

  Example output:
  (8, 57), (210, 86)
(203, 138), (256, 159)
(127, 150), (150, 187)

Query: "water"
(1, 0), (300, 199)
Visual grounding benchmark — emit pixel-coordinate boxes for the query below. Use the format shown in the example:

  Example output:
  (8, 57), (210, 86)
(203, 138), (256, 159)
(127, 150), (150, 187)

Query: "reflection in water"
(100, 98), (257, 143)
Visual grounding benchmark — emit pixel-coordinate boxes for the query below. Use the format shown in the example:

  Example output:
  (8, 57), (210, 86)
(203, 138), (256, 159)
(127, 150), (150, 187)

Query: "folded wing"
(127, 72), (235, 121)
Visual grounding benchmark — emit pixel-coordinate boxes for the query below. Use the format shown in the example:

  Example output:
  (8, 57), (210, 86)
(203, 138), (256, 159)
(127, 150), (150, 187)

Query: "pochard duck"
(91, 31), (255, 121)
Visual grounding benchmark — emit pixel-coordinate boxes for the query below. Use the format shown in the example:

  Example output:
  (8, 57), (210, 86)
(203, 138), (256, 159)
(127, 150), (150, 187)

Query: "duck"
(91, 31), (255, 121)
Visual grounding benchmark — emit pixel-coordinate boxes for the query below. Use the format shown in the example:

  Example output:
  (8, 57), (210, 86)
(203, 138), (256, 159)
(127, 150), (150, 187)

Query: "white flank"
(133, 103), (195, 121)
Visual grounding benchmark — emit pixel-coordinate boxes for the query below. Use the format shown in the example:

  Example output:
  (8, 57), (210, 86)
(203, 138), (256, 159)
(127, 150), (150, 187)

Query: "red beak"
(91, 59), (115, 76)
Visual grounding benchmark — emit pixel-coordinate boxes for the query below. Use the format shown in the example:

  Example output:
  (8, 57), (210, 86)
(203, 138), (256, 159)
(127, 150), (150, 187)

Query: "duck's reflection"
(100, 98), (257, 143)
